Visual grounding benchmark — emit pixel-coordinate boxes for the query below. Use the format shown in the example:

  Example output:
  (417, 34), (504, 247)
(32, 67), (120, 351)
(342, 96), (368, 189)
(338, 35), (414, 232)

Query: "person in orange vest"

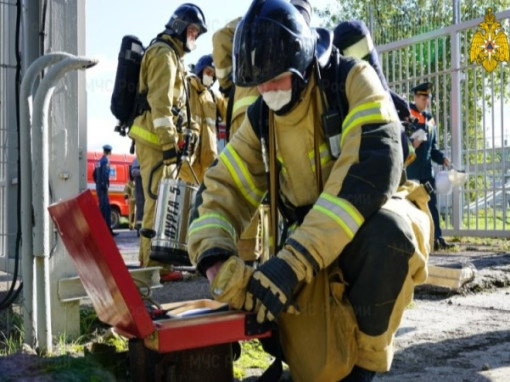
(406, 82), (453, 250)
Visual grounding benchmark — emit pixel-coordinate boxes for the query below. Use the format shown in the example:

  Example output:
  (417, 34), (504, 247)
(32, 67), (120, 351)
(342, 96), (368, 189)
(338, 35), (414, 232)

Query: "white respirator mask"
(202, 74), (214, 87)
(186, 39), (197, 51)
(262, 89), (292, 112)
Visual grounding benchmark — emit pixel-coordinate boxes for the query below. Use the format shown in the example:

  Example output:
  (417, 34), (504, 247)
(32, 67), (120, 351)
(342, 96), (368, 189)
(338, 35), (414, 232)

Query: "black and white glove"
(162, 144), (179, 166)
(244, 257), (300, 323)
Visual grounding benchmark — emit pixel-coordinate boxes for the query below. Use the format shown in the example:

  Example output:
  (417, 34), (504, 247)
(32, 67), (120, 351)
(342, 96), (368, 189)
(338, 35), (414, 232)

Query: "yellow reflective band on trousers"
(129, 124), (160, 145)
(232, 95), (259, 115)
(313, 193), (364, 239)
(188, 213), (236, 240)
(219, 145), (265, 207)
(277, 154), (287, 174)
(340, 101), (390, 147)
(309, 142), (332, 172)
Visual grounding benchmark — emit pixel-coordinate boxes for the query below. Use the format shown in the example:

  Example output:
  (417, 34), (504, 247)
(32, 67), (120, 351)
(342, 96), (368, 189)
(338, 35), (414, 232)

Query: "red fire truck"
(87, 151), (136, 228)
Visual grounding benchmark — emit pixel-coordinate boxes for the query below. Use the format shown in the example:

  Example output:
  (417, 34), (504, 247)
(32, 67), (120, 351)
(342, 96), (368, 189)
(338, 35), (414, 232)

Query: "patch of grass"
(0, 309), (23, 356)
(233, 340), (274, 379)
(446, 236), (510, 252)
(27, 355), (118, 381)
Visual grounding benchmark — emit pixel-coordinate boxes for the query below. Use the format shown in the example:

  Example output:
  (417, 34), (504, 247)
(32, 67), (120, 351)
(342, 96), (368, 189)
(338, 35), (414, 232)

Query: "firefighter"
(124, 173), (136, 230)
(131, 157), (144, 236)
(406, 82), (452, 250)
(333, 19), (416, 166)
(212, 17), (262, 263)
(128, 3), (206, 279)
(179, 54), (226, 184)
(188, 1), (430, 380)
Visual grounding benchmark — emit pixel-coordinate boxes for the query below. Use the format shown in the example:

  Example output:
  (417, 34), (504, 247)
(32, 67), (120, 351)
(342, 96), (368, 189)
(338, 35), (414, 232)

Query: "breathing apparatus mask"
(185, 38), (197, 52)
(202, 74), (214, 87)
(262, 89), (293, 112)
(261, 72), (308, 114)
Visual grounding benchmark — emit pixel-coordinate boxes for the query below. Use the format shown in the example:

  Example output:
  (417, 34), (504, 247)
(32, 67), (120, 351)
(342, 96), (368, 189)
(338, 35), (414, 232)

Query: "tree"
(315, 0), (510, 45)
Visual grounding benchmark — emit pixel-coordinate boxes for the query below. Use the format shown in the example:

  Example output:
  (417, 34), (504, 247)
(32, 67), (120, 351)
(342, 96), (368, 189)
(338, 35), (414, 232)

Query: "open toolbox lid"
(49, 190), (273, 352)
(48, 190), (156, 338)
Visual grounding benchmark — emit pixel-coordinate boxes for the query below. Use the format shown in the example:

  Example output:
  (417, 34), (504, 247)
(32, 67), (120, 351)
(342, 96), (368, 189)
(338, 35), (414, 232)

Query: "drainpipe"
(31, 56), (97, 353)
(20, 52), (74, 347)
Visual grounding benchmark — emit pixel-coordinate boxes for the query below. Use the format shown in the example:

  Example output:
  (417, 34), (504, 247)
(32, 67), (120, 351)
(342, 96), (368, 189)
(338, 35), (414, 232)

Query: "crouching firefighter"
(187, 0), (432, 381)
(128, 3), (206, 278)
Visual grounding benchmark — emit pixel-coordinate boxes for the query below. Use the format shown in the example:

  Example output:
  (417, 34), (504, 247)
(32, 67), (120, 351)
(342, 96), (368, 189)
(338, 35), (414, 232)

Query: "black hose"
(147, 160), (163, 200)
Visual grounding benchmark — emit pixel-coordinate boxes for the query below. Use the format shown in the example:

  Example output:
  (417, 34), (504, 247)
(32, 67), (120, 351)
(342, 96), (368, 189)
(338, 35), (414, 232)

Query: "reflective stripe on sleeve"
(342, 35), (374, 59)
(205, 117), (217, 127)
(215, 66), (232, 80)
(153, 116), (173, 128)
(232, 96), (259, 115)
(219, 145), (265, 207)
(313, 193), (364, 239)
(188, 213), (236, 240)
(129, 124), (159, 145)
(341, 101), (393, 147)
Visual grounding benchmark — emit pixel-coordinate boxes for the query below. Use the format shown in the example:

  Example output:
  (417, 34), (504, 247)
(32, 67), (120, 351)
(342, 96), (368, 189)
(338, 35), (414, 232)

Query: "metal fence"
(378, 8), (510, 237)
(0, 0), (18, 270)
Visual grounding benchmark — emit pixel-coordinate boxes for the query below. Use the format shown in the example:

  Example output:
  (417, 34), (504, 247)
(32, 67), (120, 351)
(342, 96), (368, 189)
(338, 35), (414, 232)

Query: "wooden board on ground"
(424, 264), (475, 290)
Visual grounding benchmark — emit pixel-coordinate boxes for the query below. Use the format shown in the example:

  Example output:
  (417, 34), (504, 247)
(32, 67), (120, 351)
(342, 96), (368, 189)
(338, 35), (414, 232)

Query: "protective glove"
(245, 256), (300, 323)
(210, 256), (254, 310)
(162, 144), (179, 166)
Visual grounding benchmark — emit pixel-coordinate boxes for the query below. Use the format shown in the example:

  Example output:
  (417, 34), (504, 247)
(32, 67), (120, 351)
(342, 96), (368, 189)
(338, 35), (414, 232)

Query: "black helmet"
(233, 0), (315, 87)
(291, 0), (312, 25)
(194, 54), (214, 77)
(165, 3), (207, 36)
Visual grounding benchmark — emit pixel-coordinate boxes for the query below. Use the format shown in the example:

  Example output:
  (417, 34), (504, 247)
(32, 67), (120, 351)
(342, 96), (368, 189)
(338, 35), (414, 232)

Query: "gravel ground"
(1, 229), (509, 381)
(118, 230), (510, 381)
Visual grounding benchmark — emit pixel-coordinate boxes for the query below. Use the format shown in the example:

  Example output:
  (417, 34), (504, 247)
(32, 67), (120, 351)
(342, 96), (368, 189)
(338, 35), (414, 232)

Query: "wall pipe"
(20, 52), (74, 347)
(31, 56), (97, 353)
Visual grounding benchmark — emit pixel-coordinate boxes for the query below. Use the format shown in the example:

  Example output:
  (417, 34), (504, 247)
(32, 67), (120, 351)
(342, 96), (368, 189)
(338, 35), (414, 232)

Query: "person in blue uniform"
(405, 82), (452, 250)
(94, 144), (117, 236)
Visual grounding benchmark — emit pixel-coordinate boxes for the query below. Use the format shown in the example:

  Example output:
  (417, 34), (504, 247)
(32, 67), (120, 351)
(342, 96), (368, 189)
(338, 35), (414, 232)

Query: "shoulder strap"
(225, 86), (236, 142)
(315, 49), (356, 158)
(207, 88), (222, 136)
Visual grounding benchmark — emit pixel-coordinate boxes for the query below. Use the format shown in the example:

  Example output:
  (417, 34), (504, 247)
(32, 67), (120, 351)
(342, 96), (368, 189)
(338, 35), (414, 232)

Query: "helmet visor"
(234, 17), (309, 87)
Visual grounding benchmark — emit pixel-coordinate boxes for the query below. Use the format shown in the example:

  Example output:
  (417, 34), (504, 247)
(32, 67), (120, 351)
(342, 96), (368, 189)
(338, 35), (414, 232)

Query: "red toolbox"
(48, 190), (272, 381)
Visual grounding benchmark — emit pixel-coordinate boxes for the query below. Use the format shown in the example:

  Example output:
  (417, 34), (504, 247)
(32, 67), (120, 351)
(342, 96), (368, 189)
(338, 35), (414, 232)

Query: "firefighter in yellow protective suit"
(212, 17), (263, 263)
(128, 3), (206, 277)
(179, 54), (226, 184)
(188, 1), (431, 381)
(123, 177), (136, 230)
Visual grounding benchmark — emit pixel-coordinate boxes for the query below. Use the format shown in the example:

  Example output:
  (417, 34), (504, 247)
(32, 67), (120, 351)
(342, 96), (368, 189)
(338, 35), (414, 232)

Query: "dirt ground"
(1, 229), (509, 381)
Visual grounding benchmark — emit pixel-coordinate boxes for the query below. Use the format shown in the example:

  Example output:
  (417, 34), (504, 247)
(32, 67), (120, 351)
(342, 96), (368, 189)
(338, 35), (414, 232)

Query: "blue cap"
(103, 144), (112, 152)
